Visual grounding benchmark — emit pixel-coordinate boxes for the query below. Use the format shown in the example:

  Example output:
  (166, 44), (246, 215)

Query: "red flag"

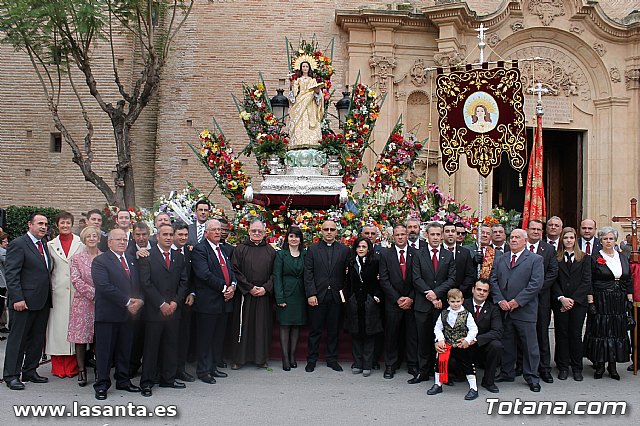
(522, 114), (546, 229)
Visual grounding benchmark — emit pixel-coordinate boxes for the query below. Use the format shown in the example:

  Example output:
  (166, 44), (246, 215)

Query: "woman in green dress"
(274, 226), (307, 371)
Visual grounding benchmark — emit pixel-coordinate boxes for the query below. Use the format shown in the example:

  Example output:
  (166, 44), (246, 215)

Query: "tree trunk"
(112, 113), (136, 209)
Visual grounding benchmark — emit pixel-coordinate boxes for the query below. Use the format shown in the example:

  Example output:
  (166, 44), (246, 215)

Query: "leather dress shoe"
(305, 362), (316, 372)
(289, 360), (297, 369)
(572, 370), (584, 381)
(199, 374), (216, 384)
(407, 368), (418, 377)
(426, 384), (443, 395)
(141, 387), (152, 397)
(217, 362), (227, 369)
(6, 378), (25, 390)
(327, 361), (343, 372)
(608, 367), (620, 381)
(481, 383), (499, 393)
(408, 373), (429, 384)
(495, 374), (515, 383)
(22, 373), (48, 383)
(176, 371), (195, 382)
(383, 366), (395, 379)
(372, 362), (381, 370)
(95, 389), (107, 400)
(557, 370), (569, 381)
(464, 388), (479, 400)
(529, 383), (541, 392)
(116, 383), (141, 392)
(159, 381), (186, 389)
(540, 372), (554, 383)
(212, 370), (228, 378)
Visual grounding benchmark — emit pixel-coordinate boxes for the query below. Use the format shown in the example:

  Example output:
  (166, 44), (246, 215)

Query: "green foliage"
(4, 205), (63, 241)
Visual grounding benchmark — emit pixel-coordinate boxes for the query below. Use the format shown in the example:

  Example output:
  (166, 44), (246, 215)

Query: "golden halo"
(465, 93), (497, 117)
(293, 54), (318, 72)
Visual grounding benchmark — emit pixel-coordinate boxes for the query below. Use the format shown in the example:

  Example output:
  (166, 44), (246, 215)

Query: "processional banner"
(435, 63), (527, 177)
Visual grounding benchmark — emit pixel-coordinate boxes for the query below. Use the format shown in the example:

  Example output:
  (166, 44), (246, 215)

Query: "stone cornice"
(592, 96), (631, 108)
(572, 1), (640, 41)
(420, 2), (478, 32)
(335, 9), (434, 31)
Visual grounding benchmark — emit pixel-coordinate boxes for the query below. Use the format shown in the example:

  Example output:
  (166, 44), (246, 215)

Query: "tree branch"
(108, 6), (133, 103)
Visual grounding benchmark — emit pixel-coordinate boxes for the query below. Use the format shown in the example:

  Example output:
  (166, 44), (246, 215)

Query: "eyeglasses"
(249, 230), (264, 234)
(456, 231), (466, 235)
(322, 228), (337, 232)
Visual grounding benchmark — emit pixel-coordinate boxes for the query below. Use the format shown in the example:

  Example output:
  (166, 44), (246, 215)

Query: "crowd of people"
(0, 207), (637, 402)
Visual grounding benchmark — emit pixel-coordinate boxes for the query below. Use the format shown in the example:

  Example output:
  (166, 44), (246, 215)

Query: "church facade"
(1, 0), (639, 231)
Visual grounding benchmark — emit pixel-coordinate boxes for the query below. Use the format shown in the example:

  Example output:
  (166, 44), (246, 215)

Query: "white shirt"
(600, 250), (622, 279)
(434, 306), (478, 345)
(395, 245), (408, 263)
(171, 244), (185, 255)
(527, 241), (540, 253)
(510, 248), (526, 265)
(443, 243), (456, 259)
(581, 238), (596, 253)
(428, 245), (440, 259)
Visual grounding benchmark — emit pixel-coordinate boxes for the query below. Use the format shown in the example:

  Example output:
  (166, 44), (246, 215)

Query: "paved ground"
(1, 337), (638, 425)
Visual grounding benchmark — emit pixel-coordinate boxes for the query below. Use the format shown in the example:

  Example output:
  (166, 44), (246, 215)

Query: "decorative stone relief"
(487, 33), (501, 48)
(433, 50), (465, 67)
(625, 69), (640, 89)
(509, 46), (591, 100)
(409, 59), (429, 86)
(528, 0), (565, 26)
(569, 24), (583, 35)
(610, 67), (621, 83)
(624, 56), (640, 89)
(511, 21), (524, 32)
(593, 42), (606, 57)
(407, 91), (430, 106)
(369, 56), (397, 93)
(395, 90), (407, 102)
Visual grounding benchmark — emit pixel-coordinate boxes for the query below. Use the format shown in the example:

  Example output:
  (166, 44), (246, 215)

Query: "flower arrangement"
(490, 206), (522, 229)
(319, 133), (346, 157)
(364, 122), (423, 194)
(339, 83), (383, 188)
(102, 205), (153, 233)
(197, 129), (250, 210)
(155, 182), (226, 225)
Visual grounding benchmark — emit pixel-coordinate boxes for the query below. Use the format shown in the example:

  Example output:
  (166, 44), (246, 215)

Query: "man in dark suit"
(525, 219), (558, 383)
(545, 216), (563, 250)
(2, 213), (53, 390)
(304, 220), (351, 373)
(379, 224), (418, 379)
(490, 228), (544, 392)
(410, 221), (456, 384)
(92, 228), (144, 400)
(114, 209), (136, 251)
(139, 224), (189, 397)
(578, 218), (601, 256)
(87, 209), (108, 252)
(464, 224), (492, 271)
(406, 217), (426, 251)
(361, 223), (383, 370)
(191, 219), (236, 384)
(172, 222), (197, 382)
(442, 222), (475, 297)
(187, 200), (211, 247)
(464, 278), (503, 393)
(491, 224), (509, 253)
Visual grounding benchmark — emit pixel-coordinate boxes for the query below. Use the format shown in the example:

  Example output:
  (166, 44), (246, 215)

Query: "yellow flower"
(368, 90), (376, 98)
(240, 111), (251, 120)
(200, 129), (210, 139)
(250, 210), (256, 215)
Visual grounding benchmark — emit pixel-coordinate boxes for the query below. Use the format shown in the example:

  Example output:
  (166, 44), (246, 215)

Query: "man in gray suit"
(490, 229), (544, 392)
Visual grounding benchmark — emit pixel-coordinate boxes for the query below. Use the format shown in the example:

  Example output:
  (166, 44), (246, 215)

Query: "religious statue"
(288, 55), (325, 148)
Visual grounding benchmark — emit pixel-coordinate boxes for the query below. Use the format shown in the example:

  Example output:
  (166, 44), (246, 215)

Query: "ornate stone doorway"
(492, 129), (584, 228)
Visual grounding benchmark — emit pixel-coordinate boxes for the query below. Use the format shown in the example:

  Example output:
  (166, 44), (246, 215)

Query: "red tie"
(217, 246), (230, 285)
(431, 248), (439, 271)
(448, 246), (454, 252)
(163, 251), (171, 269)
(530, 244), (535, 253)
(475, 304), (481, 319)
(36, 240), (45, 258)
(120, 255), (130, 278)
(585, 241), (591, 255)
(510, 254), (517, 268)
(399, 249), (406, 280)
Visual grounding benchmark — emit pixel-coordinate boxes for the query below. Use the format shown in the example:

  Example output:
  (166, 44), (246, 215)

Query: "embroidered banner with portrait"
(435, 63), (527, 177)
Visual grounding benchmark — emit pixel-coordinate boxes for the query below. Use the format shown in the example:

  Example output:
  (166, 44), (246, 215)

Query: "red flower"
(596, 257), (607, 265)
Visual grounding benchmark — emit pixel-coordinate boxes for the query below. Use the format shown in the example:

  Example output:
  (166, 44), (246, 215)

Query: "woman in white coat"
(47, 211), (84, 378)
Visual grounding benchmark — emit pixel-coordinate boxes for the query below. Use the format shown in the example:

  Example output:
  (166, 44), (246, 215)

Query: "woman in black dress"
(345, 237), (383, 377)
(551, 227), (591, 381)
(583, 226), (634, 380)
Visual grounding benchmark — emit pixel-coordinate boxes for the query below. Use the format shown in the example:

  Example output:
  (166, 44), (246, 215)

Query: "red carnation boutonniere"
(596, 257), (607, 265)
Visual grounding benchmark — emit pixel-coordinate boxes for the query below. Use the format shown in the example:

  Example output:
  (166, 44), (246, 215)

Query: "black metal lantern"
(335, 90), (351, 129)
(270, 88), (289, 122)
